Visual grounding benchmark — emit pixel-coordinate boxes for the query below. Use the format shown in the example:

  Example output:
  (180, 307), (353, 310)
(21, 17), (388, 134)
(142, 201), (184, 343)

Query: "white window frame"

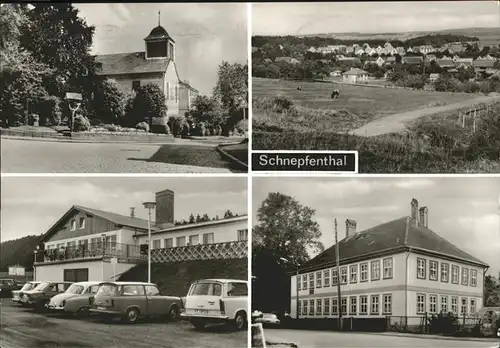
(470, 269), (477, 287)
(316, 298), (322, 316)
(360, 262), (368, 282)
(360, 295), (368, 314)
(316, 271), (323, 288)
(417, 258), (426, 279)
(460, 297), (468, 315)
(383, 258), (393, 279)
(429, 261), (438, 281)
(451, 296), (458, 314)
(309, 299), (314, 316)
(383, 294), (392, 315)
(309, 273), (314, 289)
(331, 298), (338, 315)
(350, 296), (357, 315)
(296, 275), (301, 291)
(451, 265), (459, 284)
(429, 294), (437, 313)
(461, 267), (469, 286)
(371, 260), (381, 281)
(340, 266), (348, 285)
(323, 269), (330, 287)
(78, 217), (85, 229)
(332, 268), (338, 285)
(302, 299), (308, 316)
(349, 264), (358, 283)
(440, 295), (448, 313)
(441, 262), (449, 282)
(302, 274), (308, 290)
(417, 293), (426, 314)
(470, 298), (476, 314)
(324, 298), (330, 315)
(70, 219), (76, 231)
(341, 297), (347, 315)
(370, 294), (380, 315)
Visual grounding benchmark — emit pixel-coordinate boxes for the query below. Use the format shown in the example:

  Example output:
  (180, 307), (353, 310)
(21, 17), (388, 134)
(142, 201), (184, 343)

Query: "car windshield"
(96, 284), (119, 296)
(189, 282), (222, 296)
(33, 282), (50, 291)
(21, 283), (35, 291)
(66, 284), (85, 294)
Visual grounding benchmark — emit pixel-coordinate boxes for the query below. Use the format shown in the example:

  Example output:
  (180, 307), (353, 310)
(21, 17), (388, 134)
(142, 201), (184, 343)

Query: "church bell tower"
(144, 11), (175, 61)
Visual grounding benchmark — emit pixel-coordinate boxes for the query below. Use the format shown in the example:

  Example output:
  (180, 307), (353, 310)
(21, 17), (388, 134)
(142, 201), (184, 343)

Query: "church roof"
(145, 25), (175, 43)
(95, 52), (170, 75)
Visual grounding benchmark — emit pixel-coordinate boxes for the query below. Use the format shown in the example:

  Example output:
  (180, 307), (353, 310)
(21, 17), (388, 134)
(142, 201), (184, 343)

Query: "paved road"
(263, 328), (497, 348)
(0, 300), (246, 348)
(351, 95), (500, 136)
(0, 138), (231, 173)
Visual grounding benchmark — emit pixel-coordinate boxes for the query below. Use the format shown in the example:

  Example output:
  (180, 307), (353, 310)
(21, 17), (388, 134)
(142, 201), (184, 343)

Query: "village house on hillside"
(289, 198), (488, 323)
(32, 189), (248, 282)
(95, 17), (198, 120)
(342, 68), (369, 83)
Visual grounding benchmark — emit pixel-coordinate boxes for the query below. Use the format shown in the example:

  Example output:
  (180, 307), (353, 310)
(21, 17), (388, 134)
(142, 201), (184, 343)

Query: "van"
(181, 279), (248, 331)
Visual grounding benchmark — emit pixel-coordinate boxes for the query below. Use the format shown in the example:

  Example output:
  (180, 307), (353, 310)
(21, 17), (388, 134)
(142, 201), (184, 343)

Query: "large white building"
(34, 189), (247, 282)
(290, 199), (488, 323)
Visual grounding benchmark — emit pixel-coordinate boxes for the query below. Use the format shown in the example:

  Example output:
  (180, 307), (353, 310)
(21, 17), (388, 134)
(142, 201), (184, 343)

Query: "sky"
(75, 3), (247, 96)
(0, 176), (247, 242)
(252, 1), (500, 35)
(253, 177), (500, 276)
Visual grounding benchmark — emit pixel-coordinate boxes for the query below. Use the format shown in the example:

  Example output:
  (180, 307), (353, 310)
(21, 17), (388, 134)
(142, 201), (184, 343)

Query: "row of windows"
(416, 257), (477, 287)
(47, 235), (117, 250)
(416, 293), (477, 315)
(297, 294), (393, 316)
(297, 258), (393, 291)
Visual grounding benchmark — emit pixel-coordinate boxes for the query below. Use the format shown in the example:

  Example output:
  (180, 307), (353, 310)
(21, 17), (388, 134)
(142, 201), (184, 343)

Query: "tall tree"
(253, 192), (324, 265)
(0, 4), (52, 127)
(20, 4), (100, 99)
(212, 61), (248, 134)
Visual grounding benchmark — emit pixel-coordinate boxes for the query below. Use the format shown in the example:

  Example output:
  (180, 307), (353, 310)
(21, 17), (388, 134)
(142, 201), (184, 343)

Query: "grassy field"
(253, 77), (477, 132)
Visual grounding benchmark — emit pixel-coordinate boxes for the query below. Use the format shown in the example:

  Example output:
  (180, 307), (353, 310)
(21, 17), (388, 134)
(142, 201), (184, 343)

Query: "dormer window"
(79, 217), (85, 229)
(70, 219), (76, 231)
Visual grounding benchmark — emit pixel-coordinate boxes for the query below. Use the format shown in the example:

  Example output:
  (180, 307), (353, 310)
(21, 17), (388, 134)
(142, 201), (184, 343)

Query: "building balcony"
(34, 243), (145, 265)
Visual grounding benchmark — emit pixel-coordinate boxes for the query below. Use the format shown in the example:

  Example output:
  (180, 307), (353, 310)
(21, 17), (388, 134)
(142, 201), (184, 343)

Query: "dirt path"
(351, 94), (500, 136)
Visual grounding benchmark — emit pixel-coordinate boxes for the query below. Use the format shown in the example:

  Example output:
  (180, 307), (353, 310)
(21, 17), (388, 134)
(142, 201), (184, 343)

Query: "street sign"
(8, 266), (25, 276)
(65, 92), (82, 101)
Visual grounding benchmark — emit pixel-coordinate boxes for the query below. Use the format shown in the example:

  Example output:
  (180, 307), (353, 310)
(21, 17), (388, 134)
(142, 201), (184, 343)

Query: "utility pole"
(335, 218), (343, 331)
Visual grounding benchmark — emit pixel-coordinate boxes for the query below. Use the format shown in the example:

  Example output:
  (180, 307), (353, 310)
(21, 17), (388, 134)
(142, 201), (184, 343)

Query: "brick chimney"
(345, 219), (357, 238)
(130, 207), (135, 218)
(410, 198), (418, 223)
(155, 189), (174, 229)
(419, 206), (428, 228)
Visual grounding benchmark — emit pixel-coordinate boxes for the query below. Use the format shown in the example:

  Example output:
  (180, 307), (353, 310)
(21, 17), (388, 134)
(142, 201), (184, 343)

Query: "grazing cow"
(330, 89), (340, 99)
(297, 86), (302, 91)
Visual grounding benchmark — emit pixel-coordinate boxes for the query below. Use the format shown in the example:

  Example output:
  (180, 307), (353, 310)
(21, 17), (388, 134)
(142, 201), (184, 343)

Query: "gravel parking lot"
(0, 300), (247, 348)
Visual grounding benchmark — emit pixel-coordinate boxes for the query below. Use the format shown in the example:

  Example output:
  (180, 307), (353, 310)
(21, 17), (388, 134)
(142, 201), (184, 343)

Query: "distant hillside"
(301, 27), (500, 46)
(119, 258), (248, 296)
(0, 235), (42, 272)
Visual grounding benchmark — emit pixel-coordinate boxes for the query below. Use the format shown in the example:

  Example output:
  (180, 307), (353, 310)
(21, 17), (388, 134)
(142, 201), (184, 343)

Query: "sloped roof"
(95, 52), (170, 75)
(73, 205), (154, 230)
(402, 56), (423, 65)
(474, 60), (495, 68)
(145, 25), (174, 43)
(299, 216), (487, 274)
(437, 59), (455, 67)
(343, 68), (368, 76)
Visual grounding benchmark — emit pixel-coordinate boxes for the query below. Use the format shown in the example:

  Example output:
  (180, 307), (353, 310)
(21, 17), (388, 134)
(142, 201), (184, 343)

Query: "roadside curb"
(366, 331), (499, 343)
(0, 135), (217, 147)
(216, 141), (249, 171)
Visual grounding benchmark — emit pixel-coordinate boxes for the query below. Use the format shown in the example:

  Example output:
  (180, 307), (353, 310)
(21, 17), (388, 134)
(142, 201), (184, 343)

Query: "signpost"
(65, 92), (82, 132)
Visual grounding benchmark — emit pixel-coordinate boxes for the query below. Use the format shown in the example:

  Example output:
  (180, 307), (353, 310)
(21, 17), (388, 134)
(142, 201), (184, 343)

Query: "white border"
(253, 150), (359, 174)
(246, 2), (253, 344)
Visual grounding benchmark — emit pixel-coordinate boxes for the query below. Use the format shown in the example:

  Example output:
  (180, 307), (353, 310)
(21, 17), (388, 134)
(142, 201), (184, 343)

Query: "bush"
(93, 79), (125, 125)
(103, 124), (119, 132)
(427, 312), (460, 335)
(38, 96), (62, 126)
(272, 95), (294, 112)
(126, 83), (168, 128)
(73, 114), (91, 132)
(467, 106), (500, 160)
(135, 122), (149, 132)
(168, 115), (188, 137)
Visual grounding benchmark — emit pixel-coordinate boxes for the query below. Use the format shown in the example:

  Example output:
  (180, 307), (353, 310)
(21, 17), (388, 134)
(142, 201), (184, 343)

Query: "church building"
(95, 13), (198, 120)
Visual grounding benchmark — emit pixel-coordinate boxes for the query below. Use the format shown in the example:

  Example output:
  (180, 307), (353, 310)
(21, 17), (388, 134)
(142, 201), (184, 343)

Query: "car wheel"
(191, 318), (206, 329)
(76, 307), (90, 318)
(233, 311), (247, 331)
(167, 305), (179, 321)
(123, 308), (140, 324)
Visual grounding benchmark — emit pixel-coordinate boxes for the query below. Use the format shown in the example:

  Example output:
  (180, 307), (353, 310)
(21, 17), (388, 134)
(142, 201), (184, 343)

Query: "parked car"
(181, 278), (248, 331)
(255, 313), (281, 326)
(12, 281), (41, 303)
(89, 281), (182, 324)
(0, 278), (17, 298)
(21, 281), (73, 311)
(47, 281), (102, 316)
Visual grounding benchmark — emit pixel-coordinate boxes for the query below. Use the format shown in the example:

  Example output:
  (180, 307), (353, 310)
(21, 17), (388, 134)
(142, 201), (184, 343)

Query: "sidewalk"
(368, 331), (499, 343)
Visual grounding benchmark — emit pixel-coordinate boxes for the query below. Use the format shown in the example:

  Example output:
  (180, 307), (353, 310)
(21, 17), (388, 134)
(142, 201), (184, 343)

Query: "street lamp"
(33, 245), (40, 281)
(280, 257), (300, 320)
(142, 201), (156, 283)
